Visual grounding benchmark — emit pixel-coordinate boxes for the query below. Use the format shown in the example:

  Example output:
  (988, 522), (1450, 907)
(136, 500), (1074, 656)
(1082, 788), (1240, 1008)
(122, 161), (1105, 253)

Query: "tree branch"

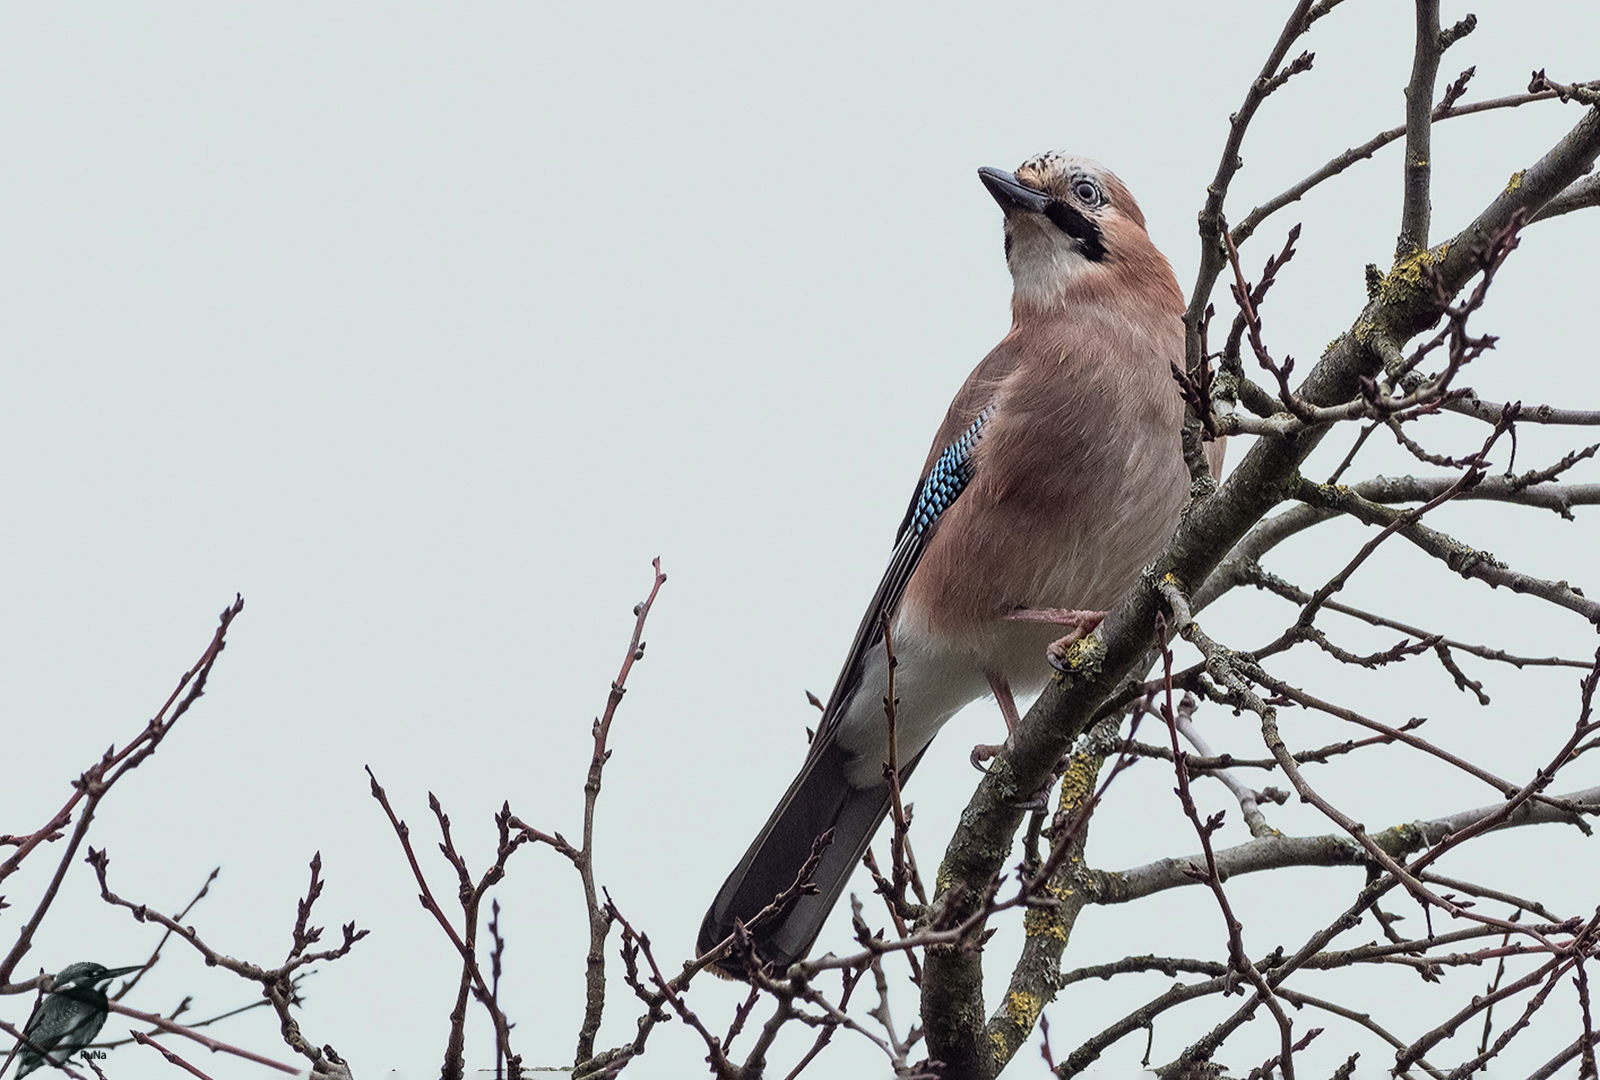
(1090, 785), (1600, 905)
(1399, 0), (1450, 255)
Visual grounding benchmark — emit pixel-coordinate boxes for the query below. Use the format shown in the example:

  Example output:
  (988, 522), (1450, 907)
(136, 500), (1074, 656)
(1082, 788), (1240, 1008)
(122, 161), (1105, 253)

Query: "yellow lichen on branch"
(1022, 886), (1073, 943)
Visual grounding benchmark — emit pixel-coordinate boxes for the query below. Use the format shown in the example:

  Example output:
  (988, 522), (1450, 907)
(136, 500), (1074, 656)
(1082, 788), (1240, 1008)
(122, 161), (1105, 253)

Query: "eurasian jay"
(700, 152), (1211, 974)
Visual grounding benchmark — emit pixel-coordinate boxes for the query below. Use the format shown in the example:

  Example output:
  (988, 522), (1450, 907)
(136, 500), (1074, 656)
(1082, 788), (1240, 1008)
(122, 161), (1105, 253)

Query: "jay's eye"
(1073, 180), (1100, 205)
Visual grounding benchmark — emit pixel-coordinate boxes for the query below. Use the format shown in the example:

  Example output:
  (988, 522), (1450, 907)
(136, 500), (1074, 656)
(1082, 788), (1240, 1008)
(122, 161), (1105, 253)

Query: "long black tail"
(698, 741), (914, 975)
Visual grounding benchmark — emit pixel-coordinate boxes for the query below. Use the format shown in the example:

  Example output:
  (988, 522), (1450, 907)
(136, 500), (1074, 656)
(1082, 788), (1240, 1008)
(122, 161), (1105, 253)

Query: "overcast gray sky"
(3, 3), (1597, 1077)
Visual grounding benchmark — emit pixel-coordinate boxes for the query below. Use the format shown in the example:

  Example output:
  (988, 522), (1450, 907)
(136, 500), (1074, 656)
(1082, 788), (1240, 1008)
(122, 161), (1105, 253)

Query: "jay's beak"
(978, 167), (1051, 215)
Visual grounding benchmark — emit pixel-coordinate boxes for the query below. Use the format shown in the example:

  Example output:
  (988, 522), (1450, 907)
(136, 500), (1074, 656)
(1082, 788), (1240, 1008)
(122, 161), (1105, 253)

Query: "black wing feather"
(810, 404), (995, 754)
(698, 403), (997, 972)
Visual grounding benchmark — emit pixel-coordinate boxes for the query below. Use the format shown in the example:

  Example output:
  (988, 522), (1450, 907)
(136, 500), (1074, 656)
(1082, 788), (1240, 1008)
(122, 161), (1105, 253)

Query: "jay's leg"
(970, 611), (1107, 769)
(970, 671), (1056, 810)
(1006, 607), (1107, 670)
(988, 670), (1022, 732)
(970, 670), (1020, 769)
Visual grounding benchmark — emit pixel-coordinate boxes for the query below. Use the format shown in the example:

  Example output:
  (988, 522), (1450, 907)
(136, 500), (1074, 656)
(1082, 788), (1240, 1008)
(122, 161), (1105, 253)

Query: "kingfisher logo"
(2, 962), (140, 1078)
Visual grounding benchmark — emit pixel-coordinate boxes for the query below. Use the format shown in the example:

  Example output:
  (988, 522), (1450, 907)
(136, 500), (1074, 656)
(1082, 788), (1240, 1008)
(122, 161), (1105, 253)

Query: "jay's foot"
(1004, 607), (1108, 671)
(970, 742), (1004, 770)
(971, 670), (1022, 771)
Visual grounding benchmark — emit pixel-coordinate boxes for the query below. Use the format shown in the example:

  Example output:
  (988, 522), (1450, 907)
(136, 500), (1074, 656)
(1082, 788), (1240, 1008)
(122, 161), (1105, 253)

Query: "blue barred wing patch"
(908, 405), (994, 537)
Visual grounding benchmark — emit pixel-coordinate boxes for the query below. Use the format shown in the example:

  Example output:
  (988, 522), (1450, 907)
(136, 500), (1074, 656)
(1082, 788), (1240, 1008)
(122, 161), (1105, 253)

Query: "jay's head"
(980, 152), (1175, 313)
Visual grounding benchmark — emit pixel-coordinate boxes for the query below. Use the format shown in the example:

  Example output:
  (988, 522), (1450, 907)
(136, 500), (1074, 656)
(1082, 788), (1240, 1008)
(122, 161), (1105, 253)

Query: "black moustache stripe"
(1043, 201), (1106, 262)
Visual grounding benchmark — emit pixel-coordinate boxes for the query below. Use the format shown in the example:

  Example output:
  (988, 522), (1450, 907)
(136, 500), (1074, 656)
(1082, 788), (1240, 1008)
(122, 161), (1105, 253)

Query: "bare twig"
(131, 1030), (221, 1080)
(106, 1000), (302, 1074)
(0, 597), (245, 986)
(1156, 614), (1296, 1078)
(89, 846), (363, 1071)
(571, 558), (667, 1065)
(1399, 0), (1453, 255)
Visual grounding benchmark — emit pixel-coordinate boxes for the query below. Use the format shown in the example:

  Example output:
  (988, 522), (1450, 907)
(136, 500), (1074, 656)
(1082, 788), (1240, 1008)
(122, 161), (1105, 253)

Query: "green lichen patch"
(1379, 246), (1439, 306)
(1005, 990), (1043, 1031)
(1051, 634), (1106, 695)
(1021, 908), (1066, 941)
(1023, 897), (1069, 942)
(1057, 751), (1104, 813)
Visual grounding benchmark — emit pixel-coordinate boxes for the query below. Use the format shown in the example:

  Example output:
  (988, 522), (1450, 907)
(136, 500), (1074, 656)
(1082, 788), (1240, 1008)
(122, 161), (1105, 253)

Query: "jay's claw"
(970, 742), (1005, 770)
(1010, 608), (1108, 671)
